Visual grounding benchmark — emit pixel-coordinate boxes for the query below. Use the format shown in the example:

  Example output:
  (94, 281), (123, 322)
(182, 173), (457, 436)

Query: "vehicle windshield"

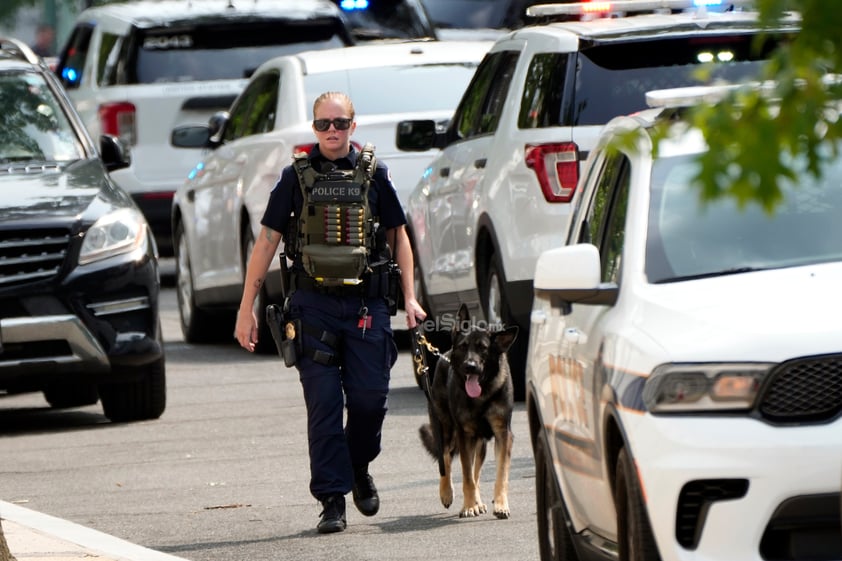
(0, 71), (84, 163)
(420, 0), (542, 29)
(334, 0), (434, 40)
(304, 62), (481, 114)
(420, 0), (513, 29)
(645, 145), (842, 283)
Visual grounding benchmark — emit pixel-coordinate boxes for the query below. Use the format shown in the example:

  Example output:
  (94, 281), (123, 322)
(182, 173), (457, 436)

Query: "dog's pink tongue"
(465, 375), (482, 398)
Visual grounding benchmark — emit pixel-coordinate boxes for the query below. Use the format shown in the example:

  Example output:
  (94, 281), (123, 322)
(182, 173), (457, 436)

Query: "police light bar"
(339, 0), (369, 11)
(526, 0), (755, 18)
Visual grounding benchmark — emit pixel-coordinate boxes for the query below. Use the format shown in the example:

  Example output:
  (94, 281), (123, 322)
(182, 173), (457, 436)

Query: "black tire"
(99, 329), (166, 422)
(535, 435), (579, 561)
(43, 383), (98, 409)
(615, 448), (662, 561)
(174, 222), (231, 343)
(242, 226), (275, 355)
(482, 253), (527, 401)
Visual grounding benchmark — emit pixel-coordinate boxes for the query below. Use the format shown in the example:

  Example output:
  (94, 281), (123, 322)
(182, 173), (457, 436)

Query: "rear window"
(303, 62), (481, 115)
(519, 33), (792, 128)
(122, 21), (347, 84)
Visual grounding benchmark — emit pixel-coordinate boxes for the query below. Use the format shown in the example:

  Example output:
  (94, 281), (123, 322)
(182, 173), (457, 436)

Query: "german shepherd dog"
(419, 304), (519, 518)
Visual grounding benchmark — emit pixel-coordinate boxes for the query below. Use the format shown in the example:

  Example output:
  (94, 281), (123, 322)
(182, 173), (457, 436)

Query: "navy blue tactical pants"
(288, 288), (398, 501)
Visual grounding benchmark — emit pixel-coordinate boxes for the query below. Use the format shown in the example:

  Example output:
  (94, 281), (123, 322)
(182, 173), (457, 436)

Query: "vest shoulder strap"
(292, 151), (319, 195)
(355, 142), (376, 184)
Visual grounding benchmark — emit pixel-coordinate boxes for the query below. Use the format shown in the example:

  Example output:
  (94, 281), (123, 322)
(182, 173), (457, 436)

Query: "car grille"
(757, 354), (842, 424)
(0, 228), (70, 287)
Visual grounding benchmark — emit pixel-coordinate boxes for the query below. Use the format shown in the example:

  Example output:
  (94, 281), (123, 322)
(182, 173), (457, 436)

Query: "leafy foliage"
(660, 0), (842, 210)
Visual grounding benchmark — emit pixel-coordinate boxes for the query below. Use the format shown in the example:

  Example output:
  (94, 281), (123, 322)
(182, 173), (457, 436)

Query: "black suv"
(0, 37), (165, 423)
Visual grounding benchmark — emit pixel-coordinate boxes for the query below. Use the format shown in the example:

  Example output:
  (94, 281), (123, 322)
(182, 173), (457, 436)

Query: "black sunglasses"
(313, 118), (352, 132)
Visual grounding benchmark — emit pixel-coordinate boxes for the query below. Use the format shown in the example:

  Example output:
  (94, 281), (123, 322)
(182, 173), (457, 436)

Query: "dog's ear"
(452, 303), (469, 341)
(457, 303), (470, 325)
(492, 325), (519, 353)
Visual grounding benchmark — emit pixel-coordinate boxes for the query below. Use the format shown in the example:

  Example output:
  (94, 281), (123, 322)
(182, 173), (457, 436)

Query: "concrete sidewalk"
(1, 501), (191, 561)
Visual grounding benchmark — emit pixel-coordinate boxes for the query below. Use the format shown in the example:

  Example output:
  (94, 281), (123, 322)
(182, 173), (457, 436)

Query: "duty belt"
(291, 267), (388, 298)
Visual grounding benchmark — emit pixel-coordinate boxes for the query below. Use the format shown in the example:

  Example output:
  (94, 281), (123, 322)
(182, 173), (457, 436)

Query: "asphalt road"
(0, 284), (541, 561)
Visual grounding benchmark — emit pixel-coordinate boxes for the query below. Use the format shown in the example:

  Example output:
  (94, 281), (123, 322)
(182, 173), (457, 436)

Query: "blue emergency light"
(339, 0), (370, 11)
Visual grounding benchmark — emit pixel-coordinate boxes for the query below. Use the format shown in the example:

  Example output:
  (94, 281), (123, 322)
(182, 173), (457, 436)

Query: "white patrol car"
(53, 0), (436, 257)
(526, 83), (842, 561)
(169, 40), (491, 351)
(395, 0), (801, 401)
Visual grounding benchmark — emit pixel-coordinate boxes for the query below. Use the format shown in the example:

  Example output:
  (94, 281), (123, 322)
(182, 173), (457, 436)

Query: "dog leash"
(411, 327), (445, 402)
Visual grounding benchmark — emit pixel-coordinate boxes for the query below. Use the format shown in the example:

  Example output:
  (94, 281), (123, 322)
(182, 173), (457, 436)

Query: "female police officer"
(235, 91), (425, 534)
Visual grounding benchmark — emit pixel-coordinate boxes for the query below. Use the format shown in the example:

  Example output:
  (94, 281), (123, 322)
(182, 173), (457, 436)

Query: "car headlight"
(79, 208), (147, 265)
(643, 363), (774, 413)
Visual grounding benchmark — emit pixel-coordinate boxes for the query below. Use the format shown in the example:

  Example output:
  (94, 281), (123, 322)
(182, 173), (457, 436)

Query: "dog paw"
(439, 481), (453, 509)
(493, 503), (510, 519)
(458, 502), (487, 517)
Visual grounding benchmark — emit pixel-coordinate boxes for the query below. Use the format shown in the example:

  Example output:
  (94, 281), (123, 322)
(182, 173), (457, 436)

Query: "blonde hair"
(313, 91), (355, 120)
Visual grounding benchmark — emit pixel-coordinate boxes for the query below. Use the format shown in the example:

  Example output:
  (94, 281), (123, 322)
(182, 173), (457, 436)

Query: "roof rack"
(0, 36), (42, 65)
(526, 0), (756, 19)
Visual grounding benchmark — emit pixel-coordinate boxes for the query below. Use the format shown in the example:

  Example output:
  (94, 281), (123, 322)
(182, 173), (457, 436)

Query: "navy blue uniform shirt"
(261, 144), (406, 274)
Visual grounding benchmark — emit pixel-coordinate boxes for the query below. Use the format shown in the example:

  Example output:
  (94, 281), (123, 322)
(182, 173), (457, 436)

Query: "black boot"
(317, 494), (346, 534)
(352, 466), (379, 516)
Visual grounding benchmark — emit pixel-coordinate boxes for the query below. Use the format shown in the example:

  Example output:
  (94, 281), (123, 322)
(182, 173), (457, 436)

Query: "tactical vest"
(290, 143), (378, 282)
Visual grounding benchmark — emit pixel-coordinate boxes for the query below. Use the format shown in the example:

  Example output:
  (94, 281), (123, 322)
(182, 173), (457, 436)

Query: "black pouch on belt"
(386, 261), (401, 316)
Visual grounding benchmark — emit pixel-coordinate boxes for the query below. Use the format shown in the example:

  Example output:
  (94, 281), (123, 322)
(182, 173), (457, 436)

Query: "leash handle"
(411, 327), (436, 402)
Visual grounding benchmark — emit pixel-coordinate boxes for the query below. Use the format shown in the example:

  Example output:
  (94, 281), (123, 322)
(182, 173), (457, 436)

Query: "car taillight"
(293, 143), (315, 155)
(98, 102), (137, 146)
(525, 142), (578, 203)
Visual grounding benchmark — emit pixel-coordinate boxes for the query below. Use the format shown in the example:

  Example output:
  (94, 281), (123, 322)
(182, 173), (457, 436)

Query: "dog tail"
(419, 424), (438, 459)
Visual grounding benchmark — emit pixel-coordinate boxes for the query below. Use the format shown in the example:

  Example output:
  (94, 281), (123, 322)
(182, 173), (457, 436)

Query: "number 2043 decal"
(143, 35), (193, 49)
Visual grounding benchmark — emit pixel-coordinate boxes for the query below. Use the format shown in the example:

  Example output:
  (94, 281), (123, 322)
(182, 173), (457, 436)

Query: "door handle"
(474, 158), (487, 169)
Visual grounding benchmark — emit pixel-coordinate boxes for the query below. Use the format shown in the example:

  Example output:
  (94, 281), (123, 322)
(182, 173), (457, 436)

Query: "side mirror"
(396, 119), (445, 151)
(171, 125), (212, 149)
(208, 111), (229, 144)
(99, 134), (130, 172)
(533, 244), (618, 308)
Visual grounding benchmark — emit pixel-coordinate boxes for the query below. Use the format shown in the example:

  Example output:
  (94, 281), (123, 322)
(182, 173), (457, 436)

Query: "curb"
(1, 501), (191, 561)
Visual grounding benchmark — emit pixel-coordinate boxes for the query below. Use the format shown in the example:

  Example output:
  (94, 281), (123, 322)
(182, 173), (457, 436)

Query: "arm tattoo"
(253, 277), (264, 289)
(264, 229), (275, 242)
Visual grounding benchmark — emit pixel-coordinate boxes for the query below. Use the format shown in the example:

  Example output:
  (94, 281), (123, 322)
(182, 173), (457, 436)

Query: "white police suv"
(396, 0), (800, 400)
(526, 83), (842, 561)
